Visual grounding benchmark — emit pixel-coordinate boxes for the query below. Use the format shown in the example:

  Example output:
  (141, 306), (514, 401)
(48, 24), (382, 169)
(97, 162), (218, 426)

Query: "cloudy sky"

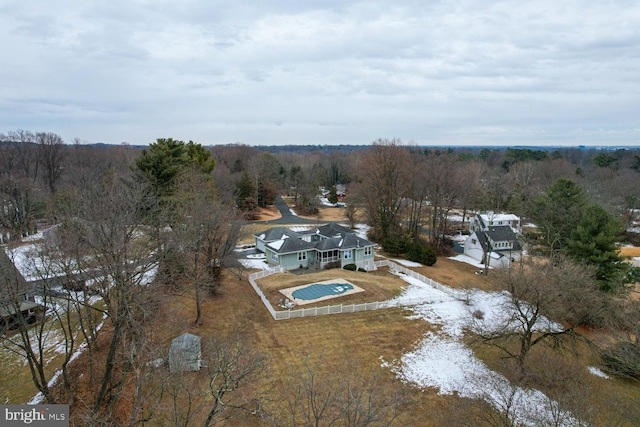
(1, 1), (639, 146)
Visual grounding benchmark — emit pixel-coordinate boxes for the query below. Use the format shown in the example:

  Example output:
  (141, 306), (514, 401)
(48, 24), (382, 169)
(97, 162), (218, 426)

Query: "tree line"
(2, 130), (640, 424)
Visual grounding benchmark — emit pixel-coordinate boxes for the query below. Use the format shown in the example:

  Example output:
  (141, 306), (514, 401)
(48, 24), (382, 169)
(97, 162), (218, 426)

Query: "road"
(258, 196), (325, 225)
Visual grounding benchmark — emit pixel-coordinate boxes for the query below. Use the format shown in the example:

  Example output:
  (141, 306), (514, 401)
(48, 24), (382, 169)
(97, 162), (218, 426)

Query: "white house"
(469, 212), (522, 234)
(464, 225), (522, 269)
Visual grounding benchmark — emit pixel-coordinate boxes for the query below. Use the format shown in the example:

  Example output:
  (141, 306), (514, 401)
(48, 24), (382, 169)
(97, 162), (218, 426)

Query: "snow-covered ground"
(391, 258), (423, 268)
(6, 243), (66, 282)
(448, 254), (490, 270)
(386, 273), (587, 426)
(239, 253), (269, 270)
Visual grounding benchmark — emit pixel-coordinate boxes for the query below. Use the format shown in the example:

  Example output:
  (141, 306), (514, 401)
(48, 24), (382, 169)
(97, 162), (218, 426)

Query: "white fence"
(248, 259), (453, 321)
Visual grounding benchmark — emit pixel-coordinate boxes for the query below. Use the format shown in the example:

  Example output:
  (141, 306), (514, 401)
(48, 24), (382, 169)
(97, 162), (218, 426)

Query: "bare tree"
(53, 171), (160, 416)
(353, 139), (412, 241)
(472, 256), (608, 375)
(423, 152), (461, 250)
(202, 333), (267, 426)
(0, 175), (40, 241)
(273, 356), (410, 426)
(36, 132), (66, 194)
(174, 169), (245, 324)
(7, 129), (39, 181)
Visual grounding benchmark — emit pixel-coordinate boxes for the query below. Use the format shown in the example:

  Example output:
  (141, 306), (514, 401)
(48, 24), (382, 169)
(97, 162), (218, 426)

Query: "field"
(5, 204), (640, 425)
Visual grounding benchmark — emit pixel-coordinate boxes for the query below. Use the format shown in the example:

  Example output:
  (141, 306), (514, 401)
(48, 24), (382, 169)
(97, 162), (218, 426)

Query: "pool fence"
(248, 259), (456, 321)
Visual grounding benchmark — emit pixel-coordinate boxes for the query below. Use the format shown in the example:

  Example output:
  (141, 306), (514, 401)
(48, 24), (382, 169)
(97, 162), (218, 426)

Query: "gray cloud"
(1, 0), (639, 145)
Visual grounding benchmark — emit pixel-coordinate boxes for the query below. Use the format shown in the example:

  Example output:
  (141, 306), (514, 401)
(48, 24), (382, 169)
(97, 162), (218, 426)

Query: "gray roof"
(254, 227), (302, 242)
(267, 227), (374, 254)
(267, 237), (316, 254)
(0, 300), (41, 318)
(168, 333), (201, 373)
(0, 248), (30, 307)
(475, 226), (522, 252)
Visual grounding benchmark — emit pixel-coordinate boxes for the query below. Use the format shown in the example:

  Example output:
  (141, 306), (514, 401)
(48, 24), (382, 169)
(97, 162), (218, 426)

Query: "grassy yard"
(0, 302), (103, 404)
(14, 199), (640, 424)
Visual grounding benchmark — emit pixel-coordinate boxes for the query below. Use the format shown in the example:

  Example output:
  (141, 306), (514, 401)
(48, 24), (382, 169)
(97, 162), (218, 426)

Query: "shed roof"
(168, 333), (202, 373)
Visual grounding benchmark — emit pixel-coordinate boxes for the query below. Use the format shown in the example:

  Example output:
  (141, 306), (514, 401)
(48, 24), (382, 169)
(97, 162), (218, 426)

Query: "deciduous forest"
(1, 131), (640, 425)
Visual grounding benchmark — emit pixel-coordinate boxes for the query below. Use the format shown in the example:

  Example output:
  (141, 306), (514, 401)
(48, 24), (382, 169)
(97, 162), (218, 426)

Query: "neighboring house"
(469, 212), (522, 234)
(254, 223), (375, 271)
(322, 184), (346, 201)
(0, 248), (43, 332)
(464, 225), (522, 269)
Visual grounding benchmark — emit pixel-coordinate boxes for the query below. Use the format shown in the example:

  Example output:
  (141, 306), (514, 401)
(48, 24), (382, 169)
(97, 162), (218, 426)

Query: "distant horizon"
(85, 141), (640, 150)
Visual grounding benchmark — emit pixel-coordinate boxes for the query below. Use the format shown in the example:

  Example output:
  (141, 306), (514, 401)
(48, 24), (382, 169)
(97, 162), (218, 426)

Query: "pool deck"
(279, 278), (365, 306)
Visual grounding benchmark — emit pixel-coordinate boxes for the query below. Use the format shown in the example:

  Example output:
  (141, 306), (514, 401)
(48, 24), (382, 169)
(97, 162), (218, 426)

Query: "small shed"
(168, 333), (202, 373)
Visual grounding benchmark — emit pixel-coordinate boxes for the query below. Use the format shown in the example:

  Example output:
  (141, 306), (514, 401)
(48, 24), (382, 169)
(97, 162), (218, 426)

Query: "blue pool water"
(292, 283), (354, 301)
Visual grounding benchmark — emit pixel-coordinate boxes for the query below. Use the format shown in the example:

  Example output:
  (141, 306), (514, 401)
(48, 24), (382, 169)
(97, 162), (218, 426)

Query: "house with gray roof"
(464, 225), (522, 268)
(254, 223), (375, 271)
(470, 212), (522, 234)
(1, 248), (43, 332)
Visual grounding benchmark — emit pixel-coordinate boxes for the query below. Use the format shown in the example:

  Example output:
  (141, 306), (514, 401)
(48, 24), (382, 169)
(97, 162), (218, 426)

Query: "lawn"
(255, 266), (406, 309)
(0, 301), (104, 404)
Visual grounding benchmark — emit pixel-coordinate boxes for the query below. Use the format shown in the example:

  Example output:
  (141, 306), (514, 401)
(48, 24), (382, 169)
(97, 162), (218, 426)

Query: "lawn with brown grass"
(145, 251), (532, 425)
(150, 268), (447, 426)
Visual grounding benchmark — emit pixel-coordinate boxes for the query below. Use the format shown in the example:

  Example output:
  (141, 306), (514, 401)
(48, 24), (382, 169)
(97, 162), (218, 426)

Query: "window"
(364, 246), (372, 256)
(272, 252), (279, 262)
(298, 252), (306, 261)
(471, 239), (477, 245)
(344, 250), (352, 259)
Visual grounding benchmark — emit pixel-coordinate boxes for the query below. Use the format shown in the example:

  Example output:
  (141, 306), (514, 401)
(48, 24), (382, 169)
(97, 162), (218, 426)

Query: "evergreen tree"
(328, 186), (339, 204)
(530, 178), (589, 250)
(566, 204), (626, 291)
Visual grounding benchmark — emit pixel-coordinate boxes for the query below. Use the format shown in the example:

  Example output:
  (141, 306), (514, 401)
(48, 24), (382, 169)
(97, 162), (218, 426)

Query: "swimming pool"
(292, 283), (354, 301)
(279, 278), (365, 306)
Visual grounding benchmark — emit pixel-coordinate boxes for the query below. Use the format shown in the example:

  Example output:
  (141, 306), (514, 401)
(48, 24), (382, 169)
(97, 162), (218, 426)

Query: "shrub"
(472, 309), (485, 320)
(358, 267), (367, 272)
(381, 233), (410, 255)
(627, 267), (640, 284)
(343, 263), (357, 271)
(324, 261), (341, 270)
(601, 341), (640, 379)
(406, 241), (437, 266)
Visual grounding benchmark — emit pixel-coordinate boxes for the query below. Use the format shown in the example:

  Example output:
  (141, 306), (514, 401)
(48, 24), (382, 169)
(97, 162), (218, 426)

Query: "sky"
(1, 0), (639, 146)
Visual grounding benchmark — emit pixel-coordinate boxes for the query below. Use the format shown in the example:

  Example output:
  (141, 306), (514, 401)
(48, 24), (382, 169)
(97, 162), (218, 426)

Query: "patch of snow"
(387, 274), (578, 426)
(29, 315), (107, 405)
(340, 223), (371, 241)
(289, 207), (298, 216)
(628, 227), (640, 234)
(239, 258), (270, 270)
(524, 223), (538, 228)
(139, 264), (158, 286)
(392, 259), (423, 268)
(587, 366), (610, 379)
(447, 234), (468, 243)
(268, 240), (285, 251)
(319, 197), (334, 207)
(5, 244), (67, 281)
(448, 254), (490, 270)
